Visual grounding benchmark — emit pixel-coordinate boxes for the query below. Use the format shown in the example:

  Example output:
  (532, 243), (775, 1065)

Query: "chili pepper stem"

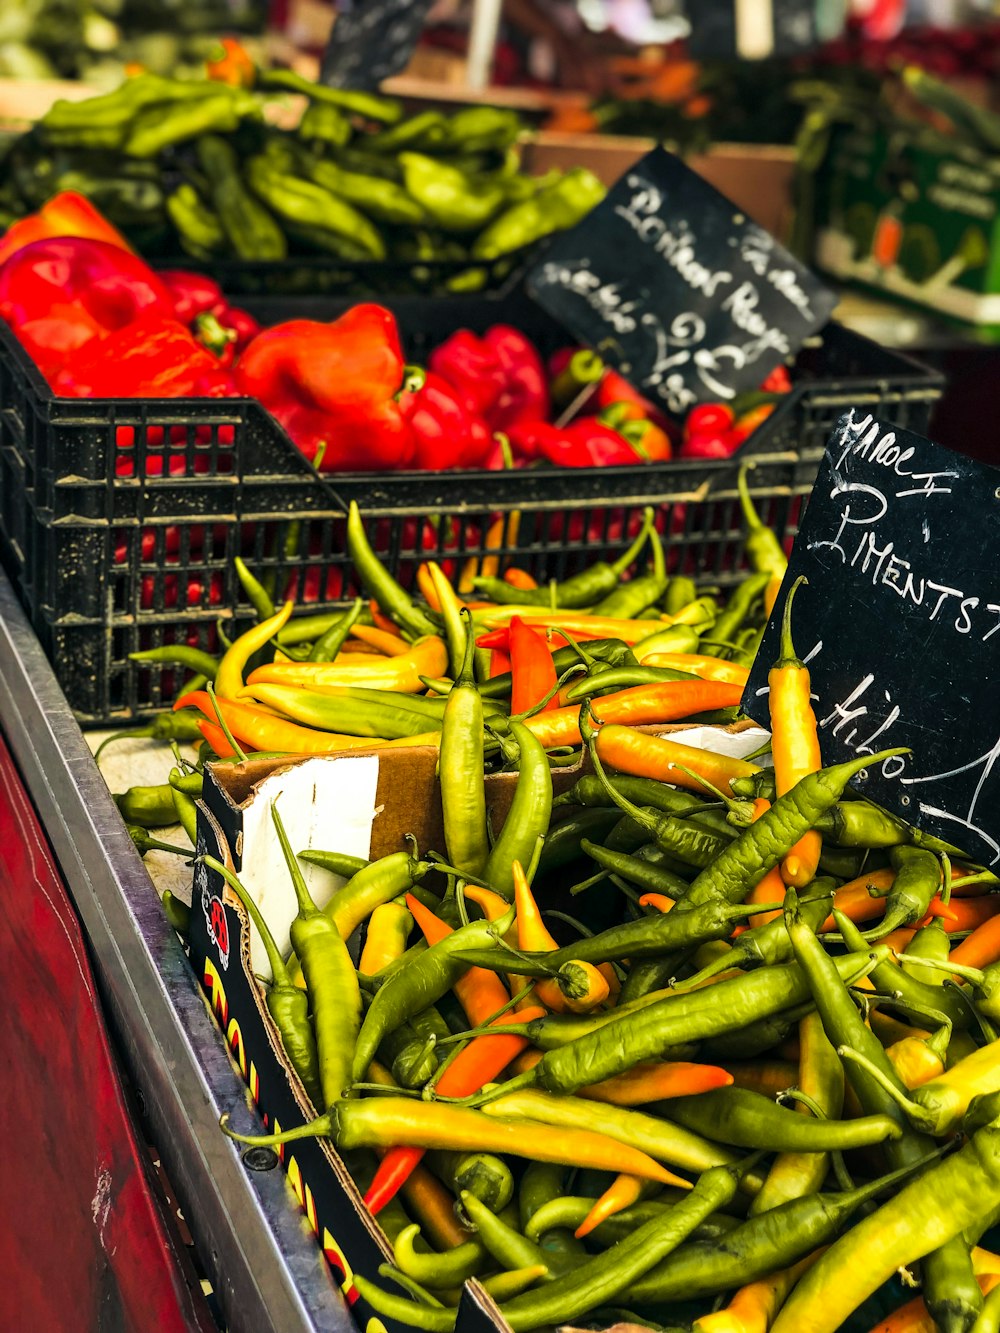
(220, 1109), (334, 1147)
(206, 681), (248, 762)
(834, 1046), (932, 1125)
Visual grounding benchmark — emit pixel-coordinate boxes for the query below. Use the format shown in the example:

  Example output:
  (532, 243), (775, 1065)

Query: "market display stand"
(0, 567), (354, 1333)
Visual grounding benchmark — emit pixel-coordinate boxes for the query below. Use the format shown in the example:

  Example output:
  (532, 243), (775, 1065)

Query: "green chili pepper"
(366, 109), (448, 151)
(461, 1191), (553, 1277)
(298, 101), (351, 149)
(579, 839), (691, 901)
(628, 1152), (939, 1307)
(245, 158), (385, 260)
(166, 183), (225, 259)
(168, 768), (199, 844)
(352, 1274), (454, 1331)
(125, 91), (259, 158)
(308, 599), (364, 663)
(233, 556), (276, 622)
(703, 572), (771, 658)
(161, 890), (191, 935)
(836, 911), (970, 1031)
(296, 849), (430, 944)
(256, 69), (403, 123)
(203, 855), (322, 1107)
(812, 800), (911, 847)
(591, 524), (667, 620)
(129, 645), (220, 678)
(440, 615), (489, 880)
(378, 1021), (439, 1089)
(272, 803), (360, 1109)
(674, 883), (835, 991)
(93, 709), (206, 764)
(398, 152), (505, 233)
(536, 809), (620, 874)
(393, 1224), (485, 1288)
(346, 502), (437, 638)
(472, 169), (606, 260)
(474, 512), (655, 610)
(114, 783), (181, 828)
(440, 106), (522, 153)
(664, 578), (700, 617)
(484, 721), (553, 901)
(352, 907), (513, 1082)
(665, 1085), (900, 1151)
(489, 948), (881, 1099)
(197, 137), (287, 261)
(788, 890), (979, 1333)
(701, 1001), (817, 1064)
(500, 1163), (744, 1331)
(738, 462), (788, 580)
(310, 157), (427, 227)
(277, 610), (370, 647)
(863, 845), (943, 941)
(239, 684), (444, 740)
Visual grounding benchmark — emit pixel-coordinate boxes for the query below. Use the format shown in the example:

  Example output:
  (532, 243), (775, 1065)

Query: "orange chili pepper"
(581, 1060), (733, 1106)
(504, 567), (539, 591)
(513, 861), (608, 1013)
(865, 1269), (1000, 1333)
(575, 1174), (645, 1239)
(880, 895), (1000, 953)
(694, 1248), (826, 1333)
(820, 868), (897, 932)
(768, 577), (822, 887)
(406, 893), (509, 1027)
(175, 690), (381, 754)
(522, 679), (744, 749)
(481, 608), (671, 644)
(345, 624), (410, 656)
(197, 718), (236, 757)
(636, 652), (750, 687)
(369, 599), (399, 635)
(490, 647), (512, 678)
(950, 911), (1000, 970)
(593, 722), (760, 794)
(639, 893), (675, 914)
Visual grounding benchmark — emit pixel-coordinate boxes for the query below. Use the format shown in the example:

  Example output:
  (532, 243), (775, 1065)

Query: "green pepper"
(125, 91), (261, 158)
(367, 110), (449, 153)
(256, 69), (403, 124)
(166, 184), (225, 259)
(472, 168), (606, 259)
(398, 153), (505, 233)
(244, 157), (385, 260)
(298, 101), (351, 149)
(439, 107), (523, 154)
(197, 135), (287, 261)
(310, 157), (427, 227)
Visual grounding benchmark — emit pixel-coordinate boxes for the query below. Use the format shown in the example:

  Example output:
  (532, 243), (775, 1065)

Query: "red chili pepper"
(480, 325), (549, 431)
(507, 418), (641, 468)
(595, 367), (662, 423)
(399, 371), (494, 469)
(489, 647), (512, 677)
(235, 306), (415, 471)
(509, 615), (559, 715)
(428, 327), (508, 418)
(0, 236), (175, 378)
(50, 310), (237, 399)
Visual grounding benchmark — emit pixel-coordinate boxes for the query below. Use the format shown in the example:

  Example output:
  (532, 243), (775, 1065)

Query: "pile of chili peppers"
(0, 192), (794, 474)
(105, 477), (1000, 1333)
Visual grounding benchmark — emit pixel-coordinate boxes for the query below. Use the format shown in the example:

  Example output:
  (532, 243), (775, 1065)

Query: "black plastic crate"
(0, 292), (942, 724)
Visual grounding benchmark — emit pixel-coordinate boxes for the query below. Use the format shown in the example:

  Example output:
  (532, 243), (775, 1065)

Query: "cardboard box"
(189, 728), (765, 1333)
(811, 122), (1000, 325)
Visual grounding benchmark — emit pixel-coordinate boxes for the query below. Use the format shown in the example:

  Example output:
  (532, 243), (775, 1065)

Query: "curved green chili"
(309, 598), (364, 662)
(484, 721), (553, 901)
(440, 614), (489, 879)
(664, 1085), (900, 1151)
(203, 854), (322, 1106)
(346, 501), (437, 638)
(393, 1224), (485, 1288)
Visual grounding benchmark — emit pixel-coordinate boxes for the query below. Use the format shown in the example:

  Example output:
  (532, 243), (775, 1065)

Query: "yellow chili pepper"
(215, 600), (294, 699)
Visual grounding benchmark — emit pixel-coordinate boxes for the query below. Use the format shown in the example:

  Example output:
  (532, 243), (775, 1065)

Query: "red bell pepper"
(400, 371), (493, 470)
(234, 305), (415, 471)
(0, 191), (135, 268)
(429, 324), (548, 432)
(427, 327), (508, 418)
(507, 418), (641, 468)
(0, 236), (175, 379)
(480, 325), (549, 431)
(50, 310), (237, 399)
(158, 269), (261, 360)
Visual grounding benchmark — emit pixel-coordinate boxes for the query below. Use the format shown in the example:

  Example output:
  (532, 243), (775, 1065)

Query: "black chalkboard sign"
(526, 147), (836, 417)
(320, 0), (434, 90)
(742, 409), (1000, 868)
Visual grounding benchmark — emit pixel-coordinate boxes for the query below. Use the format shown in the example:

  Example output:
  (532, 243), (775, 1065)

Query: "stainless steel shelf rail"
(0, 567), (354, 1333)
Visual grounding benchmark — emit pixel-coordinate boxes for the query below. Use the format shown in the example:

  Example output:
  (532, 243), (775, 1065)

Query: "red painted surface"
(0, 731), (216, 1333)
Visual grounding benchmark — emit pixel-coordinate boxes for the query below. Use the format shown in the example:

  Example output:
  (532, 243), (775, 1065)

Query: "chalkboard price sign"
(743, 409), (1000, 868)
(320, 0), (434, 90)
(527, 147), (836, 417)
